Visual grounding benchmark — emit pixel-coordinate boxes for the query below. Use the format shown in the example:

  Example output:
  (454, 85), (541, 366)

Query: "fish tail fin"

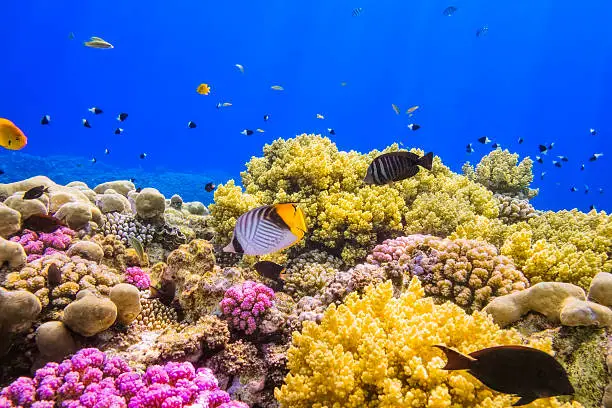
(419, 152), (434, 171)
(222, 242), (235, 253)
(433, 345), (475, 370)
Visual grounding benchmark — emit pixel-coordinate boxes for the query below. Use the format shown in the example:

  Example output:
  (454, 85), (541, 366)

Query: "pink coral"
(10, 228), (75, 262)
(124, 267), (151, 290)
(220, 281), (275, 335)
(0, 348), (247, 408)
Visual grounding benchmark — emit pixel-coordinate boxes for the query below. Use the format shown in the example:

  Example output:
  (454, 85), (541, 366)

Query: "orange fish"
(197, 83), (211, 95)
(0, 118), (27, 150)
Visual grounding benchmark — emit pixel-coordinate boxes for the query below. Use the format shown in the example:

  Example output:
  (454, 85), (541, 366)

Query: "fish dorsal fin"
(90, 36), (105, 41)
(468, 345), (535, 359)
(512, 396), (537, 406)
(433, 345), (476, 370)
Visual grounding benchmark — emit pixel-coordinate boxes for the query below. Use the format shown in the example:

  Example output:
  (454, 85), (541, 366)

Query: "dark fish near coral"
(535, 155), (543, 164)
(114, 128), (123, 135)
(491, 143), (500, 149)
(136, 187), (142, 193)
(434, 345), (574, 406)
(82, 119), (91, 128)
(149, 279), (177, 307)
(553, 160), (562, 168)
(224, 203), (307, 256)
(241, 129), (254, 136)
(128, 236), (145, 264)
(570, 186), (577, 192)
(557, 155), (568, 162)
(328, 128), (336, 135)
(476, 26), (489, 37)
(539, 143), (554, 154)
(407, 123), (421, 131)
(205, 182), (216, 192)
(129, 178), (136, 183)
(188, 121), (197, 129)
(23, 214), (66, 233)
(364, 151), (433, 185)
(478, 136), (491, 144)
(140, 153), (147, 159)
(580, 164), (585, 171)
(442, 6), (457, 16)
(352, 7), (363, 16)
(589, 153), (603, 162)
(540, 171), (546, 180)
(46, 263), (62, 287)
(23, 185), (49, 200)
(590, 204), (596, 211)
(254, 261), (286, 289)
(88, 107), (103, 115)
(585, 185), (589, 194)
(518, 137), (524, 144)
(466, 143), (474, 153)
(41, 115), (50, 125)
(117, 113), (128, 122)
(263, 114), (270, 121)
(590, 128), (597, 136)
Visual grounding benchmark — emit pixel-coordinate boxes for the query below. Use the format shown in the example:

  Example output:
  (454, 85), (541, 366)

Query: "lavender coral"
(10, 228), (75, 262)
(220, 281), (275, 335)
(0, 348), (247, 408)
(124, 267), (151, 290)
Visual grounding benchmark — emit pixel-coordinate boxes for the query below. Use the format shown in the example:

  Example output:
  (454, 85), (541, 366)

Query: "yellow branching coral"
(463, 148), (538, 199)
(275, 279), (581, 408)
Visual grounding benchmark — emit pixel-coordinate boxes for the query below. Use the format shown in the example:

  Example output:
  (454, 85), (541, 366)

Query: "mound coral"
(367, 234), (529, 313)
(124, 267), (151, 290)
(101, 212), (156, 245)
(495, 193), (539, 224)
(220, 281), (275, 335)
(275, 278), (580, 408)
(10, 228), (75, 262)
(463, 148), (538, 199)
(0, 348), (247, 408)
(132, 298), (182, 332)
(283, 250), (343, 299)
(210, 134), (500, 264)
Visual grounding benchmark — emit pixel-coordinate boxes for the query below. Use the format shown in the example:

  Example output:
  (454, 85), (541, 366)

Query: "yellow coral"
(275, 278), (581, 408)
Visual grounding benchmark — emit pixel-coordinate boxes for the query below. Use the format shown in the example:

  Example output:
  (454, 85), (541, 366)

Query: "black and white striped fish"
(223, 203), (307, 256)
(352, 7), (363, 16)
(364, 151), (434, 185)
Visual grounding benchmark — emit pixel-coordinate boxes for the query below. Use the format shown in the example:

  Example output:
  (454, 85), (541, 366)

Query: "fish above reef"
(589, 153), (603, 162)
(254, 261), (286, 289)
(88, 106), (103, 115)
(188, 121), (197, 129)
(0, 169), (4, 175)
(114, 128), (123, 135)
(235, 63), (244, 73)
(476, 26), (489, 37)
(364, 151), (433, 185)
(590, 128), (597, 135)
(553, 160), (562, 168)
(256, 128), (265, 133)
(196, 83), (211, 95)
(0, 118), (27, 150)
(466, 143), (474, 153)
(117, 112), (128, 122)
(104, 148), (110, 155)
(406, 105), (419, 115)
(41, 115), (50, 125)
(434, 345), (574, 406)
(407, 123), (421, 131)
(84, 36), (113, 49)
(328, 128), (336, 135)
(535, 155), (543, 164)
(205, 182), (216, 192)
(478, 136), (491, 144)
(82, 119), (91, 128)
(271, 85), (284, 91)
(352, 7), (363, 16)
(316, 113), (325, 119)
(491, 143), (500, 149)
(91, 158), (97, 164)
(557, 155), (568, 162)
(223, 203), (307, 256)
(517, 137), (524, 144)
(23, 185), (49, 200)
(442, 6), (457, 16)
(581, 164), (585, 171)
(392, 104), (400, 115)
(23, 214), (66, 233)
(570, 186), (577, 192)
(241, 129), (254, 136)
(140, 153), (147, 159)
(539, 143), (554, 154)
(263, 114), (270, 121)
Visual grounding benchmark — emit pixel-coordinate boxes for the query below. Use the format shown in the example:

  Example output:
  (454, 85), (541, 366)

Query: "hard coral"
(284, 250), (342, 299)
(495, 193), (539, 224)
(10, 228), (75, 262)
(275, 278), (580, 408)
(220, 281), (275, 335)
(0, 348), (247, 408)
(367, 234), (529, 313)
(124, 267), (151, 290)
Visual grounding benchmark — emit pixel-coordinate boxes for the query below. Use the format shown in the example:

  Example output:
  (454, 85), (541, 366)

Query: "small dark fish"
(241, 129), (254, 136)
(254, 261), (286, 289)
(41, 115), (50, 125)
(590, 128), (597, 136)
(434, 345), (574, 406)
(553, 160), (562, 168)
(128, 236), (145, 264)
(23, 185), (49, 200)
(589, 153), (603, 162)
(407, 123), (421, 131)
(263, 114), (270, 121)
(535, 155), (543, 164)
(82, 119), (91, 128)
(117, 113), (128, 122)
(188, 121), (197, 129)
(136, 187), (142, 193)
(600, 188), (604, 194)
(140, 153), (147, 159)
(88, 107), (103, 114)
(129, 178), (136, 182)
(476, 26), (489, 37)
(466, 143), (474, 153)
(540, 171), (546, 180)
(328, 128), (336, 135)
(570, 186), (577, 192)
(104, 148), (110, 155)
(0, 169), (4, 176)
(557, 155), (568, 162)
(352, 7), (363, 16)
(114, 128), (123, 135)
(46, 263), (62, 287)
(580, 164), (585, 171)
(478, 136), (491, 144)
(442, 6), (457, 16)
(585, 185), (590, 194)
(205, 182), (216, 192)
(149, 280), (177, 307)
(538, 144), (548, 153)
(518, 137), (524, 144)
(23, 214), (65, 233)
(590, 204), (596, 211)
(491, 143), (500, 149)
(91, 158), (97, 164)
(364, 151), (433, 185)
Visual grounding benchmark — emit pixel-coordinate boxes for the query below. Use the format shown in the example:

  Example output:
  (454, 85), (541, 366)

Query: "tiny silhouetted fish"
(136, 187), (142, 193)
(91, 158), (97, 164)
(0, 169), (4, 176)
(589, 153), (603, 162)
(129, 178), (136, 182)
(263, 114), (270, 121)
(205, 182), (216, 192)
(535, 155), (543, 164)
(128, 236), (145, 265)
(476, 26), (489, 37)
(491, 143), (500, 149)
(115, 128), (123, 135)
(23, 185), (49, 200)
(407, 123), (421, 131)
(328, 128), (336, 135)
(41, 115), (50, 125)
(241, 129), (254, 136)
(539, 144), (548, 153)
(518, 137), (524, 144)
(188, 121), (197, 129)
(254, 261), (286, 290)
(590, 128), (597, 135)
(364, 151), (433, 185)
(352, 7), (363, 16)
(117, 113), (128, 122)
(557, 155), (568, 162)
(46, 263), (62, 287)
(570, 186), (577, 192)
(540, 172), (546, 180)
(434, 345), (574, 406)
(553, 160), (562, 168)
(140, 153), (147, 159)
(466, 143), (474, 153)
(600, 188), (604, 194)
(590, 204), (596, 211)
(88, 107), (103, 114)
(585, 185), (590, 194)
(23, 214), (65, 233)
(150, 279), (177, 307)
(82, 119), (91, 128)
(581, 164), (585, 171)
(478, 136), (491, 144)
(442, 6), (457, 16)
(105, 148), (110, 155)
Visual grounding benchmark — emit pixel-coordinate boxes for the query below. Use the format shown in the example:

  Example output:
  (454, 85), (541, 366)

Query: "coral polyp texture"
(210, 134), (500, 264)
(0, 348), (247, 408)
(220, 280), (275, 335)
(10, 228), (75, 262)
(124, 266), (151, 290)
(275, 278), (580, 408)
(367, 234), (529, 312)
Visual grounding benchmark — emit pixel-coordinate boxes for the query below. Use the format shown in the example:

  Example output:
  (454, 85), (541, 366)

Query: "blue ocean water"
(1, 0), (610, 210)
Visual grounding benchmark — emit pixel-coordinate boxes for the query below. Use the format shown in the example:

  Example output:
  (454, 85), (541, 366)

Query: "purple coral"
(124, 267), (151, 290)
(10, 228), (75, 262)
(220, 280), (275, 335)
(0, 349), (247, 408)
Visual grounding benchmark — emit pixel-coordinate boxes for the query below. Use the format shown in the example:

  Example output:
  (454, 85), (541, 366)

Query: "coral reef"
(123, 267), (151, 290)
(0, 237), (26, 269)
(101, 212), (156, 246)
(0, 203), (20, 238)
(10, 228), (75, 262)
(132, 298), (182, 332)
(220, 281), (275, 335)
(495, 193), (539, 224)
(283, 250), (342, 299)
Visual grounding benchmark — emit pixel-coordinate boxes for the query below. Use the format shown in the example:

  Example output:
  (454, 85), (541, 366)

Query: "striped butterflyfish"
(223, 203), (307, 256)
(364, 151), (434, 185)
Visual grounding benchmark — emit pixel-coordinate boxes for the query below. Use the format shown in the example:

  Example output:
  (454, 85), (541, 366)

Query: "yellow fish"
(316, 114), (325, 119)
(271, 85), (284, 91)
(235, 64), (244, 73)
(223, 203), (307, 256)
(406, 105), (419, 114)
(0, 118), (27, 151)
(197, 83), (211, 95)
(84, 36), (113, 49)
(392, 104), (400, 115)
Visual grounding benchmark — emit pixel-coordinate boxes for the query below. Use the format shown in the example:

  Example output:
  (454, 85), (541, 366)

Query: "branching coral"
(132, 298), (182, 332)
(124, 267), (150, 290)
(220, 281), (275, 335)
(284, 250), (342, 299)
(367, 234), (529, 313)
(495, 193), (539, 224)
(463, 148), (538, 199)
(10, 228), (75, 262)
(275, 279), (581, 408)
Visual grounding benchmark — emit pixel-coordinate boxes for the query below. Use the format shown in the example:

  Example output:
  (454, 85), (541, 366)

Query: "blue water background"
(1, 0), (610, 210)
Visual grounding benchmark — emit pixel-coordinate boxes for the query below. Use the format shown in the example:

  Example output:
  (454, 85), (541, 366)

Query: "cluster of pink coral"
(124, 267), (151, 290)
(0, 348), (247, 408)
(220, 281), (275, 335)
(10, 228), (75, 262)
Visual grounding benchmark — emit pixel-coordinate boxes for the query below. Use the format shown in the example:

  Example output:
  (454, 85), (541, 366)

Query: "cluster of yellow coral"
(275, 278), (582, 408)
(284, 250), (343, 299)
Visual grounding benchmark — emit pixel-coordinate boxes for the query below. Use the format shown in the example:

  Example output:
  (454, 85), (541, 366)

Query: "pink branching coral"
(10, 228), (75, 262)
(124, 267), (151, 290)
(220, 281), (275, 335)
(0, 348), (247, 408)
